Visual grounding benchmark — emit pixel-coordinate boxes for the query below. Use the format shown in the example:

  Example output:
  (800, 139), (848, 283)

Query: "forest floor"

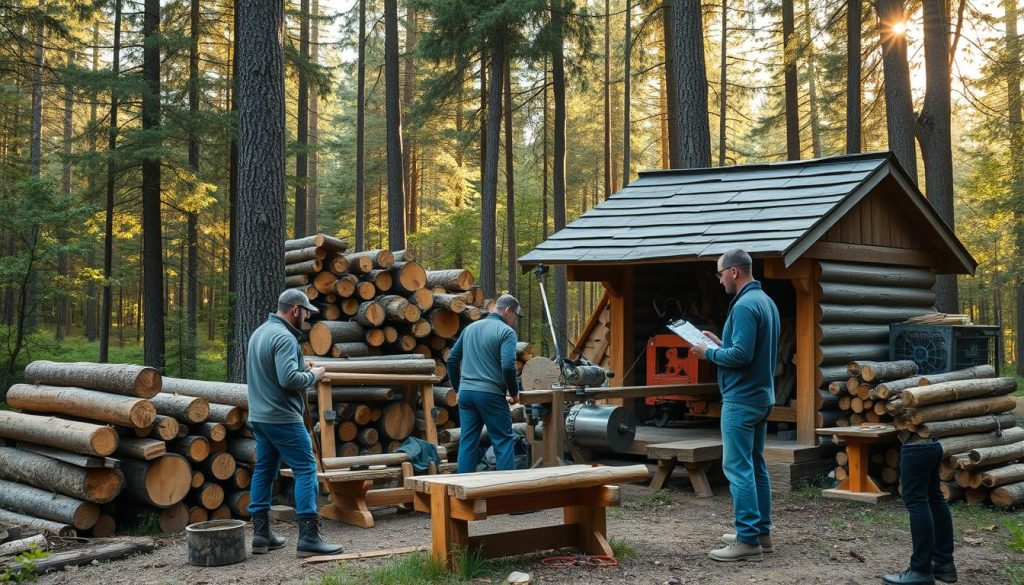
(31, 480), (1024, 585)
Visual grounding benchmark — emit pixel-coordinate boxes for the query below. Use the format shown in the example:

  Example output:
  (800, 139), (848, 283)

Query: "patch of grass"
(852, 505), (908, 530)
(609, 537), (637, 561)
(607, 507), (626, 519)
(316, 549), (521, 585)
(125, 511), (161, 536)
(1004, 562), (1024, 585)
(778, 475), (832, 504)
(639, 490), (672, 507)
(949, 501), (1008, 533)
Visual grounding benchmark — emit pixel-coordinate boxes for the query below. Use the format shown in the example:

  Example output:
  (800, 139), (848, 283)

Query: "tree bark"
(670, 0), (711, 167)
(917, 413), (1017, 438)
(0, 447), (123, 504)
(981, 463), (1024, 488)
(901, 377), (1018, 407)
(623, 0), (632, 183)
(479, 31), (505, 298)
(308, 0), (320, 233)
(937, 426), (1024, 457)
(802, 0), (821, 158)
(161, 378), (248, 409)
(356, 0), (366, 250)
(1009, 0), (1024, 376)
(782, 0), (800, 159)
(25, 360), (161, 398)
(662, 0), (680, 168)
(185, 0), (200, 378)
(875, 0), (918, 180)
(903, 395), (1018, 426)
(100, 0), (122, 364)
(294, 0), (309, 238)
(384, 0), (406, 250)
(552, 0), (569, 342)
(0, 479), (98, 530)
(991, 481), (1024, 508)
(232, 0), (287, 382)
(142, 0), (165, 369)
(6, 384), (157, 428)
(504, 58), (516, 294)
(847, 0), (862, 153)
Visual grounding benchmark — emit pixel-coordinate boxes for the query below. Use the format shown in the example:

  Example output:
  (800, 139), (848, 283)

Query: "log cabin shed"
(519, 152), (976, 448)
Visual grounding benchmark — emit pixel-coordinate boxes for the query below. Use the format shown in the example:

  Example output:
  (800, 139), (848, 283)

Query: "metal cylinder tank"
(564, 403), (636, 452)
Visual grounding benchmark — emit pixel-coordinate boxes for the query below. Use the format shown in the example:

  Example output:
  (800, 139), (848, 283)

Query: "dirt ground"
(33, 482), (1024, 585)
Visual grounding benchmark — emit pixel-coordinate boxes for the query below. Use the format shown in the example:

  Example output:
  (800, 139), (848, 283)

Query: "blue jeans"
(247, 421), (319, 518)
(456, 390), (515, 473)
(721, 401), (772, 544)
(900, 441), (954, 573)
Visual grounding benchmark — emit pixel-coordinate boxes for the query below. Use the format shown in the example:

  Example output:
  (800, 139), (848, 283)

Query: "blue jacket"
(705, 281), (780, 408)
(246, 314), (316, 424)
(447, 312), (519, 397)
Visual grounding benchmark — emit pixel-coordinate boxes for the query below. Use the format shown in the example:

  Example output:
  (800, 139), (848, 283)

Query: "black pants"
(899, 441), (955, 573)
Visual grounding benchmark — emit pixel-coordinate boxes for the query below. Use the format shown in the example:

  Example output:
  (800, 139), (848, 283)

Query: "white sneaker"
(709, 541), (763, 562)
(721, 533), (774, 553)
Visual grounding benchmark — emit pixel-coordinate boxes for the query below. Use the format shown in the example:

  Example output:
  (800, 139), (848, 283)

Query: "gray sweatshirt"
(246, 314), (315, 424)
(447, 313), (519, 397)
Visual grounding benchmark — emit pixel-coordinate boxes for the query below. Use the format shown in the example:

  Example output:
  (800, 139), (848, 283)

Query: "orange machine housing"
(644, 333), (716, 404)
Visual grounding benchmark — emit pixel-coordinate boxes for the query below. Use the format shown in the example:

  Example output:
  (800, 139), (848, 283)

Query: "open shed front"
(521, 153), (976, 470)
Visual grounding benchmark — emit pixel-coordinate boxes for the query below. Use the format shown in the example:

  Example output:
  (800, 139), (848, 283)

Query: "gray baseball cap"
(279, 288), (319, 314)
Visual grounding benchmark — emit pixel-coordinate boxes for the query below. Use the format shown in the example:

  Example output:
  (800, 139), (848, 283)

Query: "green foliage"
(125, 510), (161, 536)
(608, 537), (637, 561)
(0, 545), (50, 583)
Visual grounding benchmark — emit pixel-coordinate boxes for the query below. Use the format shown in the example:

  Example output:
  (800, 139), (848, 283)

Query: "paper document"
(667, 319), (720, 350)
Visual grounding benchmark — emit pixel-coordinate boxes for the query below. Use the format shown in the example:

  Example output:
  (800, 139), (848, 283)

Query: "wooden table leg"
(542, 390), (565, 467)
(683, 462), (713, 498)
(839, 440), (882, 494)
(564, 504), (613, 557)
(649, 459), (676, 490)
(430, 484), (467, 571)
(316, 380), (335, 458)
(320, 480), (375, 528)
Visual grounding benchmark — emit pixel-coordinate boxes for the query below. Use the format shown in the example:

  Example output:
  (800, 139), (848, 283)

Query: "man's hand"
(692, 343), (708, 360)
(507, 394), (520, 405)
(311, 366), (326, 382)
(701, 330), (722, 346)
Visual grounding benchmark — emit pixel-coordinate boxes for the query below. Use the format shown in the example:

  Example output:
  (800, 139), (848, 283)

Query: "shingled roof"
(518, 152), (975, 274)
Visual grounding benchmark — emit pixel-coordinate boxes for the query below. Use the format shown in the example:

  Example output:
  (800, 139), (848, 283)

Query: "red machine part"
(644, 333), (715, 405)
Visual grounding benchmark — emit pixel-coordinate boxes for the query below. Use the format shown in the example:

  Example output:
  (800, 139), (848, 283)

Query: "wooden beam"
(794, 268), (820, 446)
(568, 265), (619, 283)
(606, 267), (634, 388)
(518, 383), (718, 405)
(763, 257), (812, 281)
(802, 242), (935, 269)
(316, 380), (336, 458)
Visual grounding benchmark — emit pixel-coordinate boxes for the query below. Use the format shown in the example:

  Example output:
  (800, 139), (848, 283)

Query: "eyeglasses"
(715, 264), (749, 278)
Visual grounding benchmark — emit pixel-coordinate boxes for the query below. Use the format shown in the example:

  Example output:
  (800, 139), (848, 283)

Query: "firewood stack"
(284, 234), (496, 459)
(876, 364), (1024, 507)
(827, 360), (918, 428)
(0, 361), (254, 537)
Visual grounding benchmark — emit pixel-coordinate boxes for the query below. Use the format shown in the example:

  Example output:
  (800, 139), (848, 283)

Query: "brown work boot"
(721, 532), (774, 553)
(709, 541), (763, 562)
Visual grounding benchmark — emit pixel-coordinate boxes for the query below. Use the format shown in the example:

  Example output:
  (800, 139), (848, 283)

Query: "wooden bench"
(282, 449), (454, 528)
(646, 438), (723, 497)
(406, 464), (650, 571)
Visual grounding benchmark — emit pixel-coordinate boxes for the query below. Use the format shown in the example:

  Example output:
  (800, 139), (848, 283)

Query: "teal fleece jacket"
(246, 313), (316, 424)
(447, 313), (519, 397)
(705, 281), (780, 408)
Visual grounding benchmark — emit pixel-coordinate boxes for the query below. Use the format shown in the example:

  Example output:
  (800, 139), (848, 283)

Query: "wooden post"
(789, 260), (818, 446)
(605, 267), (634, 391)
(317, 380), (335, 458)
(418, 383), (438, 444)
(542, 389), (566, 467)
(429, 483), (467, 571)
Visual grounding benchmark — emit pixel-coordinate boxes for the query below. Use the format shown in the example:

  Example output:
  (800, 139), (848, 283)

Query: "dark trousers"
(455, 389), (515, 473)
(899, 441), (955, 573)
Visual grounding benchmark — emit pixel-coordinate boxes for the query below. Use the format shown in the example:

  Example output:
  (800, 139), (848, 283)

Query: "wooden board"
(404, 464), (649, 499)
(646, 440), (723, 463)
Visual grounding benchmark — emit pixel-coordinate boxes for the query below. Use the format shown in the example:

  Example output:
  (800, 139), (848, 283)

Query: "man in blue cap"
(448, 294), (521, 473)
(246, 288), (343, 558)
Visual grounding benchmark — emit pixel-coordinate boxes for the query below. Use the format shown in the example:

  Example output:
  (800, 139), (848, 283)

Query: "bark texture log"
(0, 411), (118, 457)
(24, 361), (161, 398)
(6, 384), (156, 428)
(0, 447), (124, 503)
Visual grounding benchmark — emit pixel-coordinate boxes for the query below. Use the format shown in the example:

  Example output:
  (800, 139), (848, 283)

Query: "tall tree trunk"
(718, 0), (727, 165)
(623, 0), (632, 186)
(57, 56), (73, 342)
(552, 0), (568, 345)
(802, 0), (821, 158)
(356, 0), (366, 249)
(142, 0), (165, 369)
(403, 6), (417, 233)
(86, 24), (100, 342)
(876, 0), (918, 180)
(100, 0), (122, 364)
(504, 58), (516, 295)
(782, 0), (800, 160)
(384, 0), (406, 250)
(1007, 0), (1024, 375)
(480, 32), (504, 298)
(847, 0), (862, 153)
(660, 58), (669, 168)
(481, 53), (487, 190)
(308, 0), (320, 233)
(226, 0), (240, 377)
(184, 0), (200, 378)
(670, 0), (711, 168)
(604, 0), (611, 198)
(294, 0), (309, 239)
(542, 56), (549, 240)
(26, 0), (44, 332)
(917, 0), (957, 313)
(662, 0), (680, 168)
(232, 0), (286, 382)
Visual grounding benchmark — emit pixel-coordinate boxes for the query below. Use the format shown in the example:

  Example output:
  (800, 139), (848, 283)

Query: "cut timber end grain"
(0, 446), (125, 504)
(332, 342), (371, 357)
(426, 308), (460, 339)
(367, 269), (393, 292)
(6, 384), (157, 428)
(159, 502), (190, 532)
(120, 454), (192, 508)
(207, 403), (244, 430)
(354, 301), (386, 327)
(348, 249), (395, 269)
(310, 320), (366, 356)
(0, 410), (118, 457)
(330, 255), (350, 275)
(378, 295), (421, 323)
(24, 360), (161, 398)
(356, 281), (377, 300)
(313, 272), (339, 295)
(285, 259), (323, 276)
(408, 288), (434, 311)
(284, 246), (326, 264)
(226, 491), (251, 519)
(346, 254), (374, 274)
(411, 319), (432, 338)
(390, 261), (427, 293)
(432, 293), (467, 313)
(425, 269), (473, 291)
(364, 329), (386, 347)
(335, 274), (358, 297)
(150, 393), (210, 424)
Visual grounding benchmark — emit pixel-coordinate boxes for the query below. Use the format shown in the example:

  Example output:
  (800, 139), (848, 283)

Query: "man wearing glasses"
(447, 294), (522, 473)
(246, 289), (343, 557)
(692, 249), (780, 562)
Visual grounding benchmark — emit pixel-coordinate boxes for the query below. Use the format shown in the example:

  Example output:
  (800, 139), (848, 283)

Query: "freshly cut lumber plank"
(0, 411), (118, 457)
(161, 377), (248, 409)
(0, 479), (99, 530)
(308, 358), (436, 375)
(0, 447), (124, 504)
(24, 360), (161, 398)
(6, 384), (156, 428)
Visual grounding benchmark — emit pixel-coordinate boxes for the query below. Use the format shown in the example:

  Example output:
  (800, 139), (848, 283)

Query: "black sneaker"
(932, 561), (957, 583)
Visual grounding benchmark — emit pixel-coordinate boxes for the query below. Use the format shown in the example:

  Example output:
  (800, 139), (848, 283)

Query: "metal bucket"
(186, 519), (247, 566)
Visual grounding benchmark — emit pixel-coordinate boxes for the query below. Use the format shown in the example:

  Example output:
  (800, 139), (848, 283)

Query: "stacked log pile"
(826, 360), (919, 428)
(876, 364), (1024, 507)
(0, 361), (254, 537)
(285, 234), (498, 459)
